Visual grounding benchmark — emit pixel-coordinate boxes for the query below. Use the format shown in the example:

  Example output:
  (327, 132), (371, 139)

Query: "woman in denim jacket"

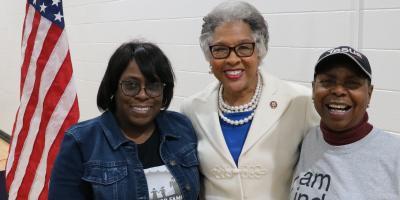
(49, 40), (200, 200)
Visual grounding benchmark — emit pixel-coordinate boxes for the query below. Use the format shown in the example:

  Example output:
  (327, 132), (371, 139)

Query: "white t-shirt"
(144, 165), (182, 200)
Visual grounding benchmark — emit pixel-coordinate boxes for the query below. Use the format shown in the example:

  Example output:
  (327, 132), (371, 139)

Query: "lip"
(223, 69), (244, 80)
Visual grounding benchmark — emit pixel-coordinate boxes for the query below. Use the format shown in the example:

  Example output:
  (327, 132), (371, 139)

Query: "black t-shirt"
(138, 127), (183, 199)
(137, 128), (163, 169)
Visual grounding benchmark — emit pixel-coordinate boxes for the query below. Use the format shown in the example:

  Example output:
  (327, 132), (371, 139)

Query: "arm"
(48, 132), (91, 200)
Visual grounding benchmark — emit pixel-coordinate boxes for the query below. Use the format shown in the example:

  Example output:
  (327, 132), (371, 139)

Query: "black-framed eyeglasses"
(120, 80), (166, 97)
(209, 42), (255, 59)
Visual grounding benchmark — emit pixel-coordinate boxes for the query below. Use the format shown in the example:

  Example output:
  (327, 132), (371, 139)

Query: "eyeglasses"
(209, 42), (255, 59)
(120, 80), (166, 97)
(315, 78), (367, 90)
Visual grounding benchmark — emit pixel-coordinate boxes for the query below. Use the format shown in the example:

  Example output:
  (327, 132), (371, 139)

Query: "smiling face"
(209, 21), (260, 99)
(313, 65), (373, 132)
(114, 60), (163, 133)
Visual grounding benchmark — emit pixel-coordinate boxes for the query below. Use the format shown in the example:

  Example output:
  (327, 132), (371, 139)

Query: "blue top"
(220, 111), (253, 166)
(49, 111), (200, 200)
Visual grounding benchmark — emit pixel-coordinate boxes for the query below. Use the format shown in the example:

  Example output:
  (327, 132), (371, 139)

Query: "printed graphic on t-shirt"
(290, 171), (331, 200)
(144, 165), (182, 200)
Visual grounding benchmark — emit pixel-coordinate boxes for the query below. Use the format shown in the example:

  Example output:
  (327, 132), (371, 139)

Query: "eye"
(146, 82), (163, 91)
(236, 44), (253, 51)
(318, 79), (335, 88)
(344, 80), (363, 89)
(122, 80), (140, 89)
(211, 45), (229, 53)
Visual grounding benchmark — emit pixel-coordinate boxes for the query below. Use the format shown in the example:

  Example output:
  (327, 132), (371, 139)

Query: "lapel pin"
(270, 101), (277, 109)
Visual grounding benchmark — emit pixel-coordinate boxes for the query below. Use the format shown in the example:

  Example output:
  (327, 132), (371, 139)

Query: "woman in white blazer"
(180, 1), (319, 199)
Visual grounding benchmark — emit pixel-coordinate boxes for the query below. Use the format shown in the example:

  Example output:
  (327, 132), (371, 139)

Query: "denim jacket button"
(170, 160), (177, 166)
(185, 184), (191, 191)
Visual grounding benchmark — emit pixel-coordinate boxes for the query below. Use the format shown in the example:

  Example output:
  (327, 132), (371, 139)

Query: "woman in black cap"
(290, 46), (400, 199)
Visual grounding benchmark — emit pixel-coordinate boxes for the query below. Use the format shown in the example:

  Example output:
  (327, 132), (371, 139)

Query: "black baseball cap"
(314, 46), (372, 80)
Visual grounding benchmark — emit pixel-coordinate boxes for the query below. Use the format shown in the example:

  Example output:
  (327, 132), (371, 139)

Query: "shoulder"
(65, 113), (107, 142)
(181, 81), (218, 114)
(285, 81), (312, 96)
(157, 111), (197, 142)
(275, 77), (311, 97)
(262, 71), (317, 109)
(158, 110), (191, 123)
(368, 129), (400, 172)
(373, 129), (400, 149)
(183, 81), (218, 103)
(260, 70), (320, 129)
(260, 69), (312, 99)
(67, 115), (100, 133)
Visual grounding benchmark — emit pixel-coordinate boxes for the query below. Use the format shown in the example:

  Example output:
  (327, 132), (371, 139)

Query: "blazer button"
(170, 160), (177, 166)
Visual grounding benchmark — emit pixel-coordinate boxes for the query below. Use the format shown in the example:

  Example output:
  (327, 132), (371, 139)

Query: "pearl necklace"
(218, 74), (262, 113)
(218, 74), (262, 126)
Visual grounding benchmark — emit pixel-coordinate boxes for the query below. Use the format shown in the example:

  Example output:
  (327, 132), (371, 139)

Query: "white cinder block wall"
(0, 0), (399, 135)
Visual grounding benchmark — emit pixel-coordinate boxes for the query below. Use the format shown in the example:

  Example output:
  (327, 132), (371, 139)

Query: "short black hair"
(97, 40), (175, 112)
(314, 54), (371, 85)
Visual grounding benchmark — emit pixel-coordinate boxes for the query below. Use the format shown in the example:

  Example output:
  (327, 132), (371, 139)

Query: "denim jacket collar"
(99, 111), (180, 150)
(155, 111), (181, 141)
(99, 111), (129, 150)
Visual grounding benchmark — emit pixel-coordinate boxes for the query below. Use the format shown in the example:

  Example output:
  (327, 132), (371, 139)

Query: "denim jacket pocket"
(82, 161), (128, 200)
(82, 161), (128, 185)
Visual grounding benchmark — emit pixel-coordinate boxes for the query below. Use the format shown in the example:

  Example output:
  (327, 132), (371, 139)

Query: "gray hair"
(200, 1), (269, 61)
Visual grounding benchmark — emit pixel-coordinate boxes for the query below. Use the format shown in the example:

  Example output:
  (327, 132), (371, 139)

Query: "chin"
(225, 82), (247, 92)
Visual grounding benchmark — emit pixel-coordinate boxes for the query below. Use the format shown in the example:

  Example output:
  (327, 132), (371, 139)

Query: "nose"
(330, 84), (347, 97)
(225, 50), (241, 65)
(134, 87), (149, 100)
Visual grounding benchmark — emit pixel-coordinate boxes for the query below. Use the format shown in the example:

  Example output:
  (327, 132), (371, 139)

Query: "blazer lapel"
(241, 72), (291, 154)
(191, 83), (236, 166)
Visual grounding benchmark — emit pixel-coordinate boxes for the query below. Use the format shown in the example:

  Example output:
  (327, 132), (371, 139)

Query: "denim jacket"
(49, 111), (200, 200)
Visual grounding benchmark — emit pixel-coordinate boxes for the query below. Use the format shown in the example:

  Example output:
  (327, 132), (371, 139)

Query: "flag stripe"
(20, 8), (40, 94)
(17, 26), (66, 199)
(6, 6), (39, 176)
(30, 73), (78, 200)
(7, 17), (57, 198)
(6, 13), (51, 186)
(21, 4), (30, 43)
(7, 1), (80, 199)
(38, 96), (79, 200)
(21, 4), (32, 60)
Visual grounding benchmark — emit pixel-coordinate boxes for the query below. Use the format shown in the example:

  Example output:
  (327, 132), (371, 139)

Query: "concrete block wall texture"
(0, 0), (399, 135)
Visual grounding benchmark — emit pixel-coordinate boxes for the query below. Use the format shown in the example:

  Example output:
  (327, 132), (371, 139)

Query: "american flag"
(6, 0), (79, 199)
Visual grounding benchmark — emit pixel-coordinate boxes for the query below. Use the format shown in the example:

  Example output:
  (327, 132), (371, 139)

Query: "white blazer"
(181, 69), (319, 200)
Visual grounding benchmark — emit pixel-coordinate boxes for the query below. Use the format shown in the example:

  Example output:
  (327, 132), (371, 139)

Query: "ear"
(256, 55), (262, 67)
(311, 81), (316, 100)
(209, 64), (214, 74)
(367, 84), (374, 103)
